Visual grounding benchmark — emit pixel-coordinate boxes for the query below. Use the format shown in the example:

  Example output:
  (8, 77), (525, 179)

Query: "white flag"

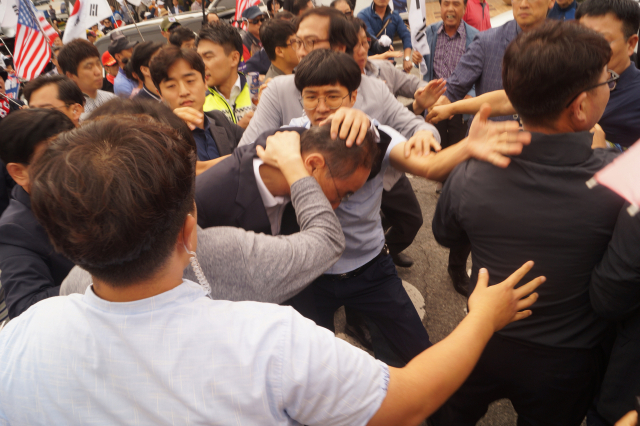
(63, 0), (113, 44)
(0, 0), (19, 28)
(408, 0), (430, 75)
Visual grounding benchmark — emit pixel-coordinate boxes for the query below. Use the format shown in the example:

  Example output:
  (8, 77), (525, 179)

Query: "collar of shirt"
(142, 85), (161, 100)
(437, 20), (466, 39)
(83, 280), (205, 315)
(556, 0), (576, 12)
(364, 60), (380, 78)
(252, 158), (290, 209)
(369, 2), (391, 19)
(224, 74), (242, 106)
(616, 61), (640, 90)
(517, 131), (594, 166)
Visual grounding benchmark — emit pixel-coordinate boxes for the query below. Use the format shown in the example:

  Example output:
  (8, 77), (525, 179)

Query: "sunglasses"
(249, 16), (266, 24)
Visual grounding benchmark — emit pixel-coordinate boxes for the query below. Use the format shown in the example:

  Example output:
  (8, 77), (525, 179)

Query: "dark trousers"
(449, 244), (471, 269)
(312, 253), (431, 364)
(380, 174), (423, 257)
(434, 113), (468, 149)
(429, 333), (606, 426)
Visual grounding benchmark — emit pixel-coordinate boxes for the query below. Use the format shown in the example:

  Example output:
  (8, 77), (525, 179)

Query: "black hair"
(57, 38), (100, 76)
(260, 19), (297, 60)
(130, 41), (163, 82)
(169, 26), (196, 48)
(30, 117), (196, 287)
(294, 49), (361, 93)
(300, 125), (377, 180)
(576, 0), (640, 39)
(330, 0), (353, 9)
(23, 75), (85, 106)
(88, 98), (197, 153)
(292, 0), (311, 15)
(297, 6), (358, 55)
(0, 109), (75, 165)
(503, 20), (612, 127)
(196, 21), (243, 56)
(275, 10), (294, 20)
(149, 45), (206, 91)
(438, 0), (467, 6)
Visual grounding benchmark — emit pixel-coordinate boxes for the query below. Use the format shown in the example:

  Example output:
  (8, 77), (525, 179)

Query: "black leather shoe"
(448, 265), (470, 297)
(392, 252), (414, 268)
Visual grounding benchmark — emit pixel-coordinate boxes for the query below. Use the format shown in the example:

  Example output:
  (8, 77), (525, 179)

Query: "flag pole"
(0, 92), (24, 108)
(0, 38), (13, 58)
(116, 0), (145, 41)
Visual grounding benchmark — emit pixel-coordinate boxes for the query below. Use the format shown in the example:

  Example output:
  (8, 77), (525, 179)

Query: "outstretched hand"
(413, 79), (447, 115)
(465, 104), (531, 168)
(318, 107), (371, 147)
(468, 261), (544, 332)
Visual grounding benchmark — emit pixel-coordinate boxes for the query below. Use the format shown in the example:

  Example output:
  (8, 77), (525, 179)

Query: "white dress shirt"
(253, 158), (291, 235)
(0, 280), (389, 425)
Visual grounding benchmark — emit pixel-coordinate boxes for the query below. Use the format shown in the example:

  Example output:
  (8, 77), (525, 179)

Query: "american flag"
(36, 10), (60, 46)
(14, 0), (51, 80)
(234, 0), (260, 29)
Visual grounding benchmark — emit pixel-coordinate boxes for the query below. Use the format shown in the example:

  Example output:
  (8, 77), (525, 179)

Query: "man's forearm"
(368, 311), (494, 426)
(390, 139), (471, 182)
(450, 90), (515, 117)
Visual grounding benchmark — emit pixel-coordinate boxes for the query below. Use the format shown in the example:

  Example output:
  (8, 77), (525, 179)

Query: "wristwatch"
(404, 56), (411, 62)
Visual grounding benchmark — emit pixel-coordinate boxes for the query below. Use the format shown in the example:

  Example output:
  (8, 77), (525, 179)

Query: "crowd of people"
(0, 0), (639, 425)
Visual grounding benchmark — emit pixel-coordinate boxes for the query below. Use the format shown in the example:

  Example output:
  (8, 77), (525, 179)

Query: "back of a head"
(197, 22), (243, 56)
(301, 125), (377, 179)
(274, 10), (294, 20)
(30, 117), (196, 286)
(0, 109), (75, 165)
(576, 0), (640, 39)
(88, 98), (196, 152)
(298, 7), (358, 54)
(292, 0), (310, 15)
(23, 75), (85, 106)
(294, 49), (361, 93)
(349, 16), (367, 35)
(149, 45), (206, 91)
(260, 19), (297, 60)
(169, 26), (196, 48)
(130, 41), (163, 81)
(502, 20), (611, 127)
(58, 39), (100, 76)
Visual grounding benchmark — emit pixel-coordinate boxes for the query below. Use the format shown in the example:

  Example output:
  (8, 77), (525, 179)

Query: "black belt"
(322, 244), (389, 281)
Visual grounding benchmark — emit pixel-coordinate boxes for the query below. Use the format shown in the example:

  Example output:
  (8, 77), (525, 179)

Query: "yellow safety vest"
(203, 74), (253, 124)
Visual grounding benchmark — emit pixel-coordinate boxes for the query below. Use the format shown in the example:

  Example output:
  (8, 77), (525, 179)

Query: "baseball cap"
(101, 51), (117, 67)
(107, 31), (138, 56)
(160, 16), (181, 32)
(242, 6), (264, 20)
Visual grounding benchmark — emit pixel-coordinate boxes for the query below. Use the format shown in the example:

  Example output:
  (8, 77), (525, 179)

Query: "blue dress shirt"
(113, 68), (138, 99)
(0, 280), (389, 425)
(547, 1), (576, 21)
(192, 117), (221, 161)
(599, 62), (640, 149)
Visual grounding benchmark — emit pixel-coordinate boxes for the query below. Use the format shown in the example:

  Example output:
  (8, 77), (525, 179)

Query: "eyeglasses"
(357, 38), (370, 49)
(565, 69), (619, 108)
(291, 38), (330, 52)
(325, 162), (352, 205)
(249, 16), (266, 24)
(299, 93), (350, 110)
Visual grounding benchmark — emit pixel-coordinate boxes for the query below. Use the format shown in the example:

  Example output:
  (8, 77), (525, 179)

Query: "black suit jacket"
(0, 186), (74, 319)
(195, 127), (307, 234)
(205, 110), (244, 157)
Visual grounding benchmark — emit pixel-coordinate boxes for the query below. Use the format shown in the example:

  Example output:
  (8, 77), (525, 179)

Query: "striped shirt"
(433, 21), (467, 80)
(80, 90), (117, 121)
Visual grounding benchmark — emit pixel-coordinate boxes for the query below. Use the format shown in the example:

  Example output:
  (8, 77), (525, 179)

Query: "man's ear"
(65, 71), (79, 84)
(71, 103), (84, 123)
(568, 91), (589, 124)
(274, 46), (284, 60)
(626, 34), (639, 57)
(231, 50), (241, 68)
(140, 65), (151, 79)
(303, 153), (326, 174)
(180, 211), (198, 254)
(6, 163), (30, 190)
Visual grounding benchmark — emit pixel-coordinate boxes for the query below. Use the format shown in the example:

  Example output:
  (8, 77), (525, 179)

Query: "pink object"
(592, 140), (640, 214)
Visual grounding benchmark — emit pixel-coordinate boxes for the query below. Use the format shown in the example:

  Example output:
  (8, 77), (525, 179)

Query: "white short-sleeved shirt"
(0, 280), (388, 425)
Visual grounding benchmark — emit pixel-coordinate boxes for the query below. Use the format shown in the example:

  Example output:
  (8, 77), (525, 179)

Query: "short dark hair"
(149, 45), (206, 91)
(576, 0), (640, 39)
(438, 0), (467, 6)
(57, 38), (100, 76)
(169, 26), (196, 48)
(88, 98), (197, 154)
(295, 49), (361, 93)
(261, 19), (296, 60)
(274, 10), (294, 20)
(330, 0), (353, 9)
(503, 21), (611, 126)
(349, 16), (367, 35)
(300, 125), (377, 180)
(196, 22), (243, 56)
(298, 7), (358, 55)
(130, 41), (163, 82)
(0, 109), (75, 165)
(23, 75), (85, 106)
(292, 0), (311, 15)
(30, 117), (196, 286)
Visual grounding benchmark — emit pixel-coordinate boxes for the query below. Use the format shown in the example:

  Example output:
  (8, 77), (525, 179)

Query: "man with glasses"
(430, 21), (626, 426)
(241, 6), (266, 59)
(23, 75), (85, 127)
(261, 18), (299, 79)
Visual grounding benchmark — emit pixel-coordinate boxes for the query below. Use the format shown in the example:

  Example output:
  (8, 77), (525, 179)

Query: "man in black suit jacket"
(0, 109), (76, 320)
(149, 45), (244, 168)
(195, 125), (378, 318)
